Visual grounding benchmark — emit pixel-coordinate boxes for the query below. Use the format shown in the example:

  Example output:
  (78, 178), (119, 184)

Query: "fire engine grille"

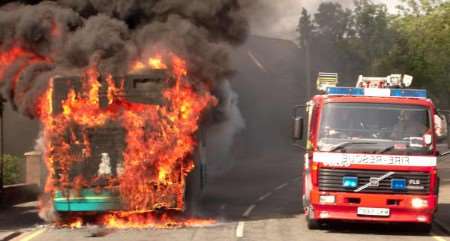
(319, 168), (431, 194)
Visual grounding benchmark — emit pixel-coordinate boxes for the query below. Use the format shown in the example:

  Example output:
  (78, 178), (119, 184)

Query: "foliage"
(3, 154), (24, 185)
(298, 8), (314, 49)
(297, 0), (450, 106)
(391, 1), (450, 105)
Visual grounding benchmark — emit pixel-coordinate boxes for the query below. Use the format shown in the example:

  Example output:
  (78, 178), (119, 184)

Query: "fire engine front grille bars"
(319, 168), (431, 194)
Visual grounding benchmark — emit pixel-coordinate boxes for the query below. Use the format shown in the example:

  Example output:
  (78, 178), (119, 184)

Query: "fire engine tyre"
(306, 214), (323, 230)
(415, 223), (432, 233)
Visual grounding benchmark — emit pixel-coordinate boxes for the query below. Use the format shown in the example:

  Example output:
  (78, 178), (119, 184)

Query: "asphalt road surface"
(5, 36), (450, 241)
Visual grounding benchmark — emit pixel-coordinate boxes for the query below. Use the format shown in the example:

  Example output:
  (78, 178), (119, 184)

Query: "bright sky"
(250, 0), (402, 41)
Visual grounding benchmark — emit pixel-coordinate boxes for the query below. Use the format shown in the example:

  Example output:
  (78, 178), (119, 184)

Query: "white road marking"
(236, 221), (245, 238)
(432, 234), (447, 241)
(235, 180), (293, 238)
(242, 204), (256, 218)
(14, 228), (46, 241)
(247, 50), (267, 73)
(236, 204), (257, 238)
(257, 192), (273, 202)
(275, 183), (288, 191)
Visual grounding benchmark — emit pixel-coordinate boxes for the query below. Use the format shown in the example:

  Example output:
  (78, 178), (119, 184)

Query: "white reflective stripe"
(313, 152), (436, 167)
(364, 88), (390, 97)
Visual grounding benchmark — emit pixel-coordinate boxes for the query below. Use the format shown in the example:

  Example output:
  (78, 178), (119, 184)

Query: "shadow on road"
(0, 202), (43, 231)
(323, 221), (448, 237)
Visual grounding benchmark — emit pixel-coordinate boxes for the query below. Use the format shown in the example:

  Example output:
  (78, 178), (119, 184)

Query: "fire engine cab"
(292, 73), (448, 232)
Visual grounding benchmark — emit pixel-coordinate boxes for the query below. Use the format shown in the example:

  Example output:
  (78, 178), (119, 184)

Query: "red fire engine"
(292, 73), (448, 232)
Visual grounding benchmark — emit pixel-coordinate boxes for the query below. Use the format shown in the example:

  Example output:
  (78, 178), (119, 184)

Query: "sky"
(249, 0), (402, 41)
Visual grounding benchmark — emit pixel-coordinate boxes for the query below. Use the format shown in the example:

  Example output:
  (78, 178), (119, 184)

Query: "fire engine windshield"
(318, 103), (431, 154)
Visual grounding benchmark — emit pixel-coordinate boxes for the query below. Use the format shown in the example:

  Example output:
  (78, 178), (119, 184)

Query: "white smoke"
(34, 130), (45, 153)
(205, 80), (245, 176)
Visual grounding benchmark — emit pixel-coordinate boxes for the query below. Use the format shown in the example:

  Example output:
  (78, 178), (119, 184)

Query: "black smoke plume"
(0, 0), (249, 117)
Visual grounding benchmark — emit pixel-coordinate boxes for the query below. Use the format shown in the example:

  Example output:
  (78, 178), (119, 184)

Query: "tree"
(297, 8), (316, 97)
(296, 0), (449, 104)
(297, 8), (314, 49)
(4, 155), (23, 185)
(310, 2), (354, 83)
(389, 1), (450, 106)
(314, 2), (353, 42)
(349, 0), (394, 74)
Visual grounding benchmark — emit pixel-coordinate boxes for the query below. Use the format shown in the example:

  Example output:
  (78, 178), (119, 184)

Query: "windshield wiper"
(377, 145), (395, 154)
(327, 141), (378, 152)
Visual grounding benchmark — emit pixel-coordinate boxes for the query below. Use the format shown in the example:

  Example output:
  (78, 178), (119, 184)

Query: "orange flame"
(131, 55), (168, 72)
(101, 212), (215, 229)
(36, 53), (216, 227)
(67, 217), (83, 229)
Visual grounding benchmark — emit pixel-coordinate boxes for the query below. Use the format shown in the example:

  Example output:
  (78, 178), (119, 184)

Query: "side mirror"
(292, 117), (304, 140)
(434, 114), (448, 140)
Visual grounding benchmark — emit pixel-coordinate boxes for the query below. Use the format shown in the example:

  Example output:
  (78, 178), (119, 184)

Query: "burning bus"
(37, 55), (215, 224)
(0, 0), (248, 229)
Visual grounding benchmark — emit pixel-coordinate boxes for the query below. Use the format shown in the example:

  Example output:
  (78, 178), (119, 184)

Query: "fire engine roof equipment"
(357, 74), (414, 88)
(317, 72), (338, 92)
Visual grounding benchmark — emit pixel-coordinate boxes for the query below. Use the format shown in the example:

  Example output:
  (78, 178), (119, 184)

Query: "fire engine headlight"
(411, 198), (428, 209)
(320, 195), (336, 204)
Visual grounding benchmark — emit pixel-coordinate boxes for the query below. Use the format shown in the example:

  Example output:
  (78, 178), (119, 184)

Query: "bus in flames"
(37, 55), (215, 228)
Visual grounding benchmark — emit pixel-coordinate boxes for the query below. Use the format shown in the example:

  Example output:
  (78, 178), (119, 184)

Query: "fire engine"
(292, 73), (448, 232)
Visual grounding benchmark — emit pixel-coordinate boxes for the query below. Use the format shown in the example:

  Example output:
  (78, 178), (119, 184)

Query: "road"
(3, 36), (450, 241)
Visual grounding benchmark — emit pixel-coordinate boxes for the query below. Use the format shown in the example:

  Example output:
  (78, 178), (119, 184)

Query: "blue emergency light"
(326, 87), (427, 98)
(390, 89), (427, 98)
(391, 179), (407, 190)
(342, 176), (358, 188)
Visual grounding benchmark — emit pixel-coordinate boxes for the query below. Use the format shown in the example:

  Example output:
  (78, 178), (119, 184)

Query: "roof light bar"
(327, 87), (427, 98)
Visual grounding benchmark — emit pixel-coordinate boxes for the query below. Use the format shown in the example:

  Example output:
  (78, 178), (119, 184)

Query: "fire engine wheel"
(306, 216), (323, 230)
(305, 209), (324, 230)
(415, 223), (432, 233)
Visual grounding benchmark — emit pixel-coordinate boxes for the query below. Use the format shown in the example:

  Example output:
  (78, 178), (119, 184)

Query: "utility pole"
(0, 96), (5, 195)
(305, 39), (312, 101)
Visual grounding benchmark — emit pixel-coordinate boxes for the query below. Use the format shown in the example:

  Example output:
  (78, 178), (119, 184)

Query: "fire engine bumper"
(309, 191), (438, 224)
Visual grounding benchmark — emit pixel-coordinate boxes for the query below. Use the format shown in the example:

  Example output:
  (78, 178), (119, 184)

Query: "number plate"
(357, 207), (390, 217)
